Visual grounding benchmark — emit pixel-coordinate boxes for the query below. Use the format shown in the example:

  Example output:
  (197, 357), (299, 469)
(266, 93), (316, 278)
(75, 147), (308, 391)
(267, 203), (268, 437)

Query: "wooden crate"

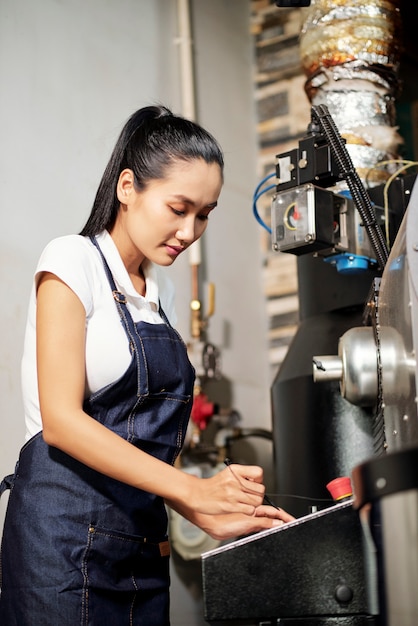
(251, 0), (308, 368)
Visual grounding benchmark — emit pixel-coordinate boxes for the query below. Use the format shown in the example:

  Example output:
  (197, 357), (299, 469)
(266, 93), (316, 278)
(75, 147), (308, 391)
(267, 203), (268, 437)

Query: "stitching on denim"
(176, 403), (189, 449)
(146, 396), (191, 404)
(116, 301), (142, 394)
(90, 529), (146, 544)
(127, 396), (143, 443)
(133, 323), (149, 394)
(81, 525), (94, 625)
(130, 574), (139, 626)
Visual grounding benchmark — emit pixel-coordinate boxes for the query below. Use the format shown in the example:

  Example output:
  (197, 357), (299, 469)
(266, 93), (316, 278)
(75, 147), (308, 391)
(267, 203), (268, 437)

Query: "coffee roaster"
(202, 97), (418, 625)
(202, 1), (417, 622)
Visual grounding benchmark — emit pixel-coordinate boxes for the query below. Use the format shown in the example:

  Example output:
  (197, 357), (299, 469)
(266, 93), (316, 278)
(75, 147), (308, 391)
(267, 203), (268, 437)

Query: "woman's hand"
(183, 464), (267, 517)
(166, 463), (296, 541)
(169, 502), (295, 542)
(207, 505), (295, 541)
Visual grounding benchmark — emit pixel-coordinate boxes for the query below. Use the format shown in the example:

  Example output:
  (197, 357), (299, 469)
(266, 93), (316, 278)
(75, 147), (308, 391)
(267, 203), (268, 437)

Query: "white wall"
(0, 1), (271, 623)
(168, 0), (271, 426)
(0, 0), (181, 518)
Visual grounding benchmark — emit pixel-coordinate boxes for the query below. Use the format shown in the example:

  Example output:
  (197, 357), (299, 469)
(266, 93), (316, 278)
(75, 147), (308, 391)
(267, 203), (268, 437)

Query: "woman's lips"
(165, 244), (185, 257)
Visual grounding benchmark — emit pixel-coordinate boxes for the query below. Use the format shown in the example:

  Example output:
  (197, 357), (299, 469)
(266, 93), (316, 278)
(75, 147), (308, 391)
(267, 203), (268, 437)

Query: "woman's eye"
(170, 206), (210, 221)
(171, 207), (185, 216)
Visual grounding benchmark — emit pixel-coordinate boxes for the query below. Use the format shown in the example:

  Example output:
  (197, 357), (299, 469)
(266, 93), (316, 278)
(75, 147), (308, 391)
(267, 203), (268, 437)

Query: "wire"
(382, 161), (418, 247)
(252, 172), (276, 234)
(224, 457), (281, 511)
(254, 171), (276, 197)
(364, 159), (417, 189)
(253, 185), (275, 233)
(312, 104), (389, 269)
(365, 159), (418, 248)
(266, 493), (333, 503)
(223, 458), (281, 510)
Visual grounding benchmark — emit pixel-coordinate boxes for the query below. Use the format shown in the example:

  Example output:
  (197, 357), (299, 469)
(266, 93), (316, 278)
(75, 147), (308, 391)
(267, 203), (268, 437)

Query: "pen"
(223, 457), (281, 511)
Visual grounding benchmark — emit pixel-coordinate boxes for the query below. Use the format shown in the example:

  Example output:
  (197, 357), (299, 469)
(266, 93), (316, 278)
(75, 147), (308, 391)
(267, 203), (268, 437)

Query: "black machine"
(202, 105), (418, 625)
(202, 501), (377, 626)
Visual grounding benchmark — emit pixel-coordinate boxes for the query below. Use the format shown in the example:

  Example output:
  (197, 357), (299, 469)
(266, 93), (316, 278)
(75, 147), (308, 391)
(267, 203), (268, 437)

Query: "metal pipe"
(175, 0), (203, 336)
(176, 0), (196, 120)
(300, 0), (403, 185)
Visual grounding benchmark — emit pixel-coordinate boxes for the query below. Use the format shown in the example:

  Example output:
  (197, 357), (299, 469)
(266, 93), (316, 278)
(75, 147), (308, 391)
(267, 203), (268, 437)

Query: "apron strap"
(90, 236), (144, 377)
(89, 236), (141, 337)
(0, 473), (15, 496)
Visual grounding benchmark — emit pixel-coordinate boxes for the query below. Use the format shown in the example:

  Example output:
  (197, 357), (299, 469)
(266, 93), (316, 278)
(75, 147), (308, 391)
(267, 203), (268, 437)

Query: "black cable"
(312, 104), (389, 270)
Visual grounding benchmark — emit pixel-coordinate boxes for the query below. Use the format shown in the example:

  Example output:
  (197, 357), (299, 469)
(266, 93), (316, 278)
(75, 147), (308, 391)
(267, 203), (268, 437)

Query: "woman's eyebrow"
(169, 194), (218, 209)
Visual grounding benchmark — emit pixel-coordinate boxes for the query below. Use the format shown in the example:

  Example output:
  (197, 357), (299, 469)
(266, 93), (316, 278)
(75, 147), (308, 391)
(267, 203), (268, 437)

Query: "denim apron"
(0, 237), (195, 625)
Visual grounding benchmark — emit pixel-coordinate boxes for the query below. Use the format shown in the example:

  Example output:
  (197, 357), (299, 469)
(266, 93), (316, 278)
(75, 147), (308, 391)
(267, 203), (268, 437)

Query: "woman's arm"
(36, 272), (270, 520)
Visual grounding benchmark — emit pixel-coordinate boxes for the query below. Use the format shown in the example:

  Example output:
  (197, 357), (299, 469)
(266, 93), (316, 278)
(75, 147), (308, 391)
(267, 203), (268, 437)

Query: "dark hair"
(79, 105), (224, 236)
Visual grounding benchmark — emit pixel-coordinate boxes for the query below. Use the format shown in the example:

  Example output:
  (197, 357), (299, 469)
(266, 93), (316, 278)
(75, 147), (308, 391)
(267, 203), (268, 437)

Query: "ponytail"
(80, 105), (223, 236)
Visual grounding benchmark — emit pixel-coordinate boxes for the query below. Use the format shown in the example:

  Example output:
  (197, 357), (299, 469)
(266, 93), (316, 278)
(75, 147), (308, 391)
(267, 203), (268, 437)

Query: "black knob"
(335, 584), (353, 604)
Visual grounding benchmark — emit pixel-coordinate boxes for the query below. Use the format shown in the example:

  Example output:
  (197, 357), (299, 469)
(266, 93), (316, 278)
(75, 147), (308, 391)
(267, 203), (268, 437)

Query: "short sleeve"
(34, 235), (97, 317)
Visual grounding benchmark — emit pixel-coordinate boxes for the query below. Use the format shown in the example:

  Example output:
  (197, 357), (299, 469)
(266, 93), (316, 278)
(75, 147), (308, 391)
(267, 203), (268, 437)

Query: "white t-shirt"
(21, 230), (177, 441)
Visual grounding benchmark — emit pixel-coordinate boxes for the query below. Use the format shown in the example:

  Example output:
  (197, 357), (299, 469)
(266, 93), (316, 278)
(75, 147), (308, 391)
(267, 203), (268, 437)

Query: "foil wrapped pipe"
(299, 0), (404, 185)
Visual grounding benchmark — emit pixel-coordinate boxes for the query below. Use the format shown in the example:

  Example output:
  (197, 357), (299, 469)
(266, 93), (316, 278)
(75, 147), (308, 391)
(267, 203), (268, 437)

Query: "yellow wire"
(382, 162), (418, 247)
(365, 159), (418, 248)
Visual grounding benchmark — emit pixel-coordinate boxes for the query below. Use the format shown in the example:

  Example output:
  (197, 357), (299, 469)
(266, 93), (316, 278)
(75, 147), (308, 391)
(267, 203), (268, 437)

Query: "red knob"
(326, 476), (353, 501)
(191, 392), (215, 430)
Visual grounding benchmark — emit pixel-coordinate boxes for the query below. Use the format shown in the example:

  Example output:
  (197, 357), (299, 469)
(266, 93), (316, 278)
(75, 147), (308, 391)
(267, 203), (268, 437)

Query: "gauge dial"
(284, 202), (303, 230)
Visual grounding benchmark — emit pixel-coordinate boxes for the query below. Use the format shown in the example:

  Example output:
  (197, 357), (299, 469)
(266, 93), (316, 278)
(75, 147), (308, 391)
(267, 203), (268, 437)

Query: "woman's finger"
(254, 504), (295, 523)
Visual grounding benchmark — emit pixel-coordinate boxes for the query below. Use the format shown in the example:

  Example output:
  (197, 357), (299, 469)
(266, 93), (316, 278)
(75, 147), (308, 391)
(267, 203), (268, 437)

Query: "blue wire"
(253, 172), (276, 234)
(255, 171), (276, 195)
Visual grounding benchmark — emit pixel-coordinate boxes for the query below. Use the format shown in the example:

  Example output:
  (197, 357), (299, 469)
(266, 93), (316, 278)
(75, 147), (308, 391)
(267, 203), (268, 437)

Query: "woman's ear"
(116, 169), (135, 204)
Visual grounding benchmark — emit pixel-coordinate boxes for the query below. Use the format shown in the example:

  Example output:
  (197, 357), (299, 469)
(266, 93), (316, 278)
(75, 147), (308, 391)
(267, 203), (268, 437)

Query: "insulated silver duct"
(300, 0), (403, 185)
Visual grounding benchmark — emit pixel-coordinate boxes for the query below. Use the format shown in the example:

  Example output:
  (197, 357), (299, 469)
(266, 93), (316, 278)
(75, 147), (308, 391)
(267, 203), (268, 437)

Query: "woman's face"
(113, 158), (223, 267)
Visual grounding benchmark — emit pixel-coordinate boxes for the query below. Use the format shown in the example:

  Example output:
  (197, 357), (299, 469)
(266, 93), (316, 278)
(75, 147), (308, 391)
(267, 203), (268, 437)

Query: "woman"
(0, 105), (293, 625)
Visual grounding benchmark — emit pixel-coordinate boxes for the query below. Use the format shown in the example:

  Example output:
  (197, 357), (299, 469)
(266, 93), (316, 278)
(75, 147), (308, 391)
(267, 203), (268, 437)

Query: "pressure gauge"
(271, 183), (336, 255)
(283, 200), (308, 232)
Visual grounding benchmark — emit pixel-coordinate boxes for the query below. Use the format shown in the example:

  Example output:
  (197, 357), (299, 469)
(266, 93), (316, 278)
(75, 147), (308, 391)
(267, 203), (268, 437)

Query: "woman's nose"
(176, 217), (196, 244)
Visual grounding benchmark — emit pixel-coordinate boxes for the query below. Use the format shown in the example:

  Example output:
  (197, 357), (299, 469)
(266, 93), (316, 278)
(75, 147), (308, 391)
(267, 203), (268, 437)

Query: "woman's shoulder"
(35, 235), (100, 308)
(40, 234), (93, 259)
(36, 234), (99, 274)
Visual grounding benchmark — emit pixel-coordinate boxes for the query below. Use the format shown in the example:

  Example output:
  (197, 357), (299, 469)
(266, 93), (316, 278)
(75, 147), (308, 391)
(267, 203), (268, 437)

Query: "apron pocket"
(81, 525), (170, 625)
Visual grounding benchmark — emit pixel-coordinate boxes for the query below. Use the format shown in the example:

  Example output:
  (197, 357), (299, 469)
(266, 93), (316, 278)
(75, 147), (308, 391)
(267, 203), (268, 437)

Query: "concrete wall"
(0, 1), (271, 623)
